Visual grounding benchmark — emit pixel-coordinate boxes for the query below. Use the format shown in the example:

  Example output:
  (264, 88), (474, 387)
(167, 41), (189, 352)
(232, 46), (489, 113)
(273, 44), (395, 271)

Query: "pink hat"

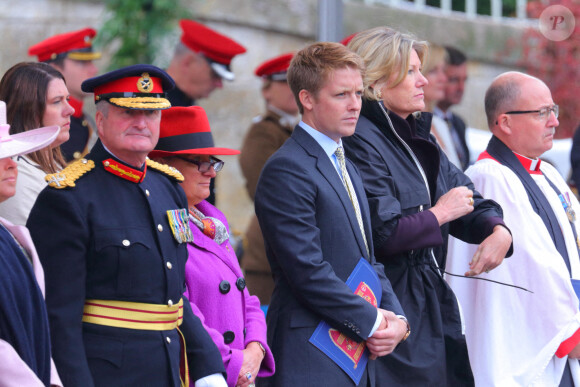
(0, 101), (60, 159)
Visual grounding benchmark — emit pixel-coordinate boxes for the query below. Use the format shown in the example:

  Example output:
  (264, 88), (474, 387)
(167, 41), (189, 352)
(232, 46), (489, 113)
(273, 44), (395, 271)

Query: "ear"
(495, 113), (512, 136)
(95, 110), (105, 138)
(299, 89), (314, 113)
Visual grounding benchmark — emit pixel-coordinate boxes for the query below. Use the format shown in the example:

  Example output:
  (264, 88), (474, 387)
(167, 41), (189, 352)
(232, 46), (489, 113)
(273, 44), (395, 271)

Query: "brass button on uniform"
(73, 151), (81, 159)
(122, 239), (130, 247)
(104, 161), (110, 167)
(236, 277), (246, 291)
(82, 120), (88, 127)
(219, 280), (230, 294)
(166, 337), (171, 344)
(168, 299), (173, 307)
(145, 189), (150, 197)
(157, 224), (163, 232)
(166, 261), (172, 270)
(223, 331), (235, 344)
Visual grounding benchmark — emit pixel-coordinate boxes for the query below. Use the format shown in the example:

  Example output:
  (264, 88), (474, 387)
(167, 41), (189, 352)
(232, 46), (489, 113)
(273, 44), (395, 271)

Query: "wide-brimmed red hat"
(28, 27), (101, 62)
(255, 52), (294, 82)
(179, 20), (246, 81)
(149, 106), (240, 158)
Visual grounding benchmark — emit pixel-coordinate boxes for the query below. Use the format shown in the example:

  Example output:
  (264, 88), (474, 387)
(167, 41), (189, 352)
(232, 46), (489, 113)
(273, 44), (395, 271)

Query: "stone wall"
(0, 0), (526, 236)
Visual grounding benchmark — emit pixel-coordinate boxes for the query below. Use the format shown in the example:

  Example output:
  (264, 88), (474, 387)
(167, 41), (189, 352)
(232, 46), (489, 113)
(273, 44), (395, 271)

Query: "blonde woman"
(343, 27), (513, 386)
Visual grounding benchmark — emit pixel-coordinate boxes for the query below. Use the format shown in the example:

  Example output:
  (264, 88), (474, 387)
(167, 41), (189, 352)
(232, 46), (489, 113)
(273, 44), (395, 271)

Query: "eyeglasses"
(504, 105), (559, 120)
(176, 156), (224, 173)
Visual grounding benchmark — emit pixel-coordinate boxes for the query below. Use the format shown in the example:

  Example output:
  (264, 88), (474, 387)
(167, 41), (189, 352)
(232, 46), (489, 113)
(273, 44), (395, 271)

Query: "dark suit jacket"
(449, 113), (470, 170)
(255, 126), (404, 386)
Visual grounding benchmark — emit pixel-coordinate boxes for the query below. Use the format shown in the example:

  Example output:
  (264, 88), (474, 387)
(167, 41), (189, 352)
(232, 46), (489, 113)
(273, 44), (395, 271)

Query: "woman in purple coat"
(149, 106), (274, 387)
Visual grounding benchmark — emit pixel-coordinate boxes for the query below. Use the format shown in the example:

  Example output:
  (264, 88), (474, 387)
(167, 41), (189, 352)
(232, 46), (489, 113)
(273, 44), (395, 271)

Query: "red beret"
(150, 106), (240, 157)
(255, 52), (294, 81)
(28, 28), (101, 62)
(179, 20), (246, 81)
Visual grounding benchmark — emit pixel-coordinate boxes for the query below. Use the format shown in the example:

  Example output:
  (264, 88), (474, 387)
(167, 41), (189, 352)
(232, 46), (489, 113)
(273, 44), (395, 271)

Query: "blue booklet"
(309, 258), (382, 385)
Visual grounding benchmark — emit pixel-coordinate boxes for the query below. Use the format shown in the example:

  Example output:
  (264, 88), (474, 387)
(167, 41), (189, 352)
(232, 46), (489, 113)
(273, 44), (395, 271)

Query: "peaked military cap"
(255, 52), (295, 82)
(179, 19), (246, 81)
(81, 64), (175, 110)
(28, 28), (101, 62)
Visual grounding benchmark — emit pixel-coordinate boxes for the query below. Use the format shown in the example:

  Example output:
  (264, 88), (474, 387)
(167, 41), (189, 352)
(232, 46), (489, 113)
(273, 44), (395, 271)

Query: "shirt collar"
(299, 121), (342, 158)
(433, 106), (452, 121)
(101, 142), (146, 171)
(513, 151), (542, 175)
(268, 104), (300, 128)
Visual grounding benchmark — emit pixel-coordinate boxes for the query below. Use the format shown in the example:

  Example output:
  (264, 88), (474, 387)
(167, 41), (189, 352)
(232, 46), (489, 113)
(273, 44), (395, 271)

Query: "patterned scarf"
(189, 206), (229, 245)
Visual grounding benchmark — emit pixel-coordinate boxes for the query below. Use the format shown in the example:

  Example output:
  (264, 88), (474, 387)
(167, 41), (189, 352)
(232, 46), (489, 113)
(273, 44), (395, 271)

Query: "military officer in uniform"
(27, 64), (227, 387)
(29, 27), (101, 161)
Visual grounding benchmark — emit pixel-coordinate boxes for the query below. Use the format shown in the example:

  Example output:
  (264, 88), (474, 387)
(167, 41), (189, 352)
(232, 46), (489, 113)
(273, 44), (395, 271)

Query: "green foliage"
(96, 0), (191, 70)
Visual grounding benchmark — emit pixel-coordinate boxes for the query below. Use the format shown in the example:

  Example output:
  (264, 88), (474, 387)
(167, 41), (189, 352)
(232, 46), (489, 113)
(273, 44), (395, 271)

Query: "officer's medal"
(167, 209), (194, 243)
(559, 192), (577, 223)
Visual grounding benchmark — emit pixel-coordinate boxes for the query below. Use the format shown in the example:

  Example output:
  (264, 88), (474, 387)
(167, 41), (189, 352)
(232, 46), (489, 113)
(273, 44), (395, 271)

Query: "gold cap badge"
(137, 72), (153, 93)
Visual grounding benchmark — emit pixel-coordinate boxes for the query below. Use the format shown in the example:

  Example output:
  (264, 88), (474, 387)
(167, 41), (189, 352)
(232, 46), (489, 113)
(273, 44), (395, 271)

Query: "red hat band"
(94, 74), (164, 96)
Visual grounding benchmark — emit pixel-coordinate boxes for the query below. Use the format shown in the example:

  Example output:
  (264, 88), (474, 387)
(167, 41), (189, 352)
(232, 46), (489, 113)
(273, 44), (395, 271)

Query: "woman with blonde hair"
(0, 62), (74, 225)
(343, 27), (513, 386)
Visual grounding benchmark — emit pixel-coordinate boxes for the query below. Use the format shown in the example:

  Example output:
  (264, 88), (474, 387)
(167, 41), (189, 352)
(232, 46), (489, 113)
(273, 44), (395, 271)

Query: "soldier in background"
(28, 27), (100, 161)
(166, 19), (246, 205)
(166, 19), (246, 107)
(239, 52), (298, 305)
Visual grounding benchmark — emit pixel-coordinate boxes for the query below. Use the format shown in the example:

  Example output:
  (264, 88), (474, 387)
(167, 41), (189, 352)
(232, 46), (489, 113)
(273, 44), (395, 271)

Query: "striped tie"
(334, 146), (369, 256)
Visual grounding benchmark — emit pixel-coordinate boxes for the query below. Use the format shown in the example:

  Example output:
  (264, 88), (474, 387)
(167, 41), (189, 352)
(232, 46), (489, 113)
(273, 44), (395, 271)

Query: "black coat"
(343, 100), (507, 386)
(27, 140), (225, 387)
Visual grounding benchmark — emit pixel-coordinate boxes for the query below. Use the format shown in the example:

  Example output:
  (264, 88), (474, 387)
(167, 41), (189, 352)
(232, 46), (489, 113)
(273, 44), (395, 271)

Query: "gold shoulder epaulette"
(45, 158), (96, 189)
(146, 158), (184, 182)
